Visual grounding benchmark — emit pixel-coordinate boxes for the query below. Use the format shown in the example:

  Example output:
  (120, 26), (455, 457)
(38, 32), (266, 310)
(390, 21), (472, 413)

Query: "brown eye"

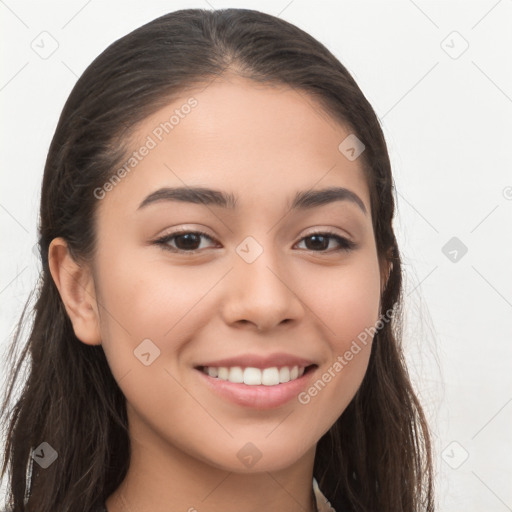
(154, 230), (217, 253)
(173, 233), (203, 251)
(296, 232), (356, 252)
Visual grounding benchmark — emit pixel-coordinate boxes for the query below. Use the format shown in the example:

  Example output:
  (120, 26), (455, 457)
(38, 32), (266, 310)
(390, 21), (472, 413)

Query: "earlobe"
(386, 261), (393, 287)
(48, 237), (102, 346)
(380, 260), (393, 296)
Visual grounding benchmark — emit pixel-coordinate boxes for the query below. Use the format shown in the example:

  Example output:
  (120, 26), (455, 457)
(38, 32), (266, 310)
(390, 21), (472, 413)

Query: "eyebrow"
(137, 185), (367, 214)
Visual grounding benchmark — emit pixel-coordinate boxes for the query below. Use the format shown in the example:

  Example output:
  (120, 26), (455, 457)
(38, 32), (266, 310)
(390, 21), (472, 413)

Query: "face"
(91, 74), (382, 473)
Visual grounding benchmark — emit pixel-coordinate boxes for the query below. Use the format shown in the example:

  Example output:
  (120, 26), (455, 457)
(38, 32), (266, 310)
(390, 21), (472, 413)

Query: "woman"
(0, 8), (434, 512)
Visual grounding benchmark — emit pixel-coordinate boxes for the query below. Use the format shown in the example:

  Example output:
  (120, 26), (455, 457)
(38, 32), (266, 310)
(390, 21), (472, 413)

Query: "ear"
(379, 254), (394, 296)
(48, 237), (102, 346)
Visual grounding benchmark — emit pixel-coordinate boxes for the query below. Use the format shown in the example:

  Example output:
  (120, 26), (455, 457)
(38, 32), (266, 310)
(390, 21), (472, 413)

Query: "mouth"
(196, 364), (317, 386)
(194, 364), (318, 409)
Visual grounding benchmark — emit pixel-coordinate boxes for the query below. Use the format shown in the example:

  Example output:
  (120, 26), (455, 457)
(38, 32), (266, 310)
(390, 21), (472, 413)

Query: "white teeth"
(261, 367), (280, 386)
(279, 367), (290, 382)
(202, 364), (307, 386)
(243, 367), (261, 385)
(218, 367), (229, 380)
(228, 366), (244, 383)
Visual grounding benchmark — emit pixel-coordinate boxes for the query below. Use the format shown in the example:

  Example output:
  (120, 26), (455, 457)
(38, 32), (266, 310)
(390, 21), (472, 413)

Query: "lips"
(196, 364), (318, 409)
(193, 352), (319, 409)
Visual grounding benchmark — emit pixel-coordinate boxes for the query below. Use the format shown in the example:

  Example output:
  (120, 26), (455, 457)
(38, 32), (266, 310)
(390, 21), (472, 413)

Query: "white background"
(1, 1), (511, 510)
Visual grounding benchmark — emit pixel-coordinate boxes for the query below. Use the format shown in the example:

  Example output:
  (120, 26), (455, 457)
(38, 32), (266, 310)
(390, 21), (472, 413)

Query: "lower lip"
(195, 366), (317, 409)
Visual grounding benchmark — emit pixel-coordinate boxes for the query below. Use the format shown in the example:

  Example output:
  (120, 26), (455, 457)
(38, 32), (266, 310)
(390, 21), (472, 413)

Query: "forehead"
(96, 75), (371, 217)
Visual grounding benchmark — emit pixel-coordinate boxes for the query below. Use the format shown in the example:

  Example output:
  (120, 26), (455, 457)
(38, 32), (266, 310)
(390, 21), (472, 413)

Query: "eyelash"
(153, 229), (356, 254)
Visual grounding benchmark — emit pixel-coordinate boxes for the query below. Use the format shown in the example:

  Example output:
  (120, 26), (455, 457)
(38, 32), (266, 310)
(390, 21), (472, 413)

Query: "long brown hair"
(0, 8), (434, 511)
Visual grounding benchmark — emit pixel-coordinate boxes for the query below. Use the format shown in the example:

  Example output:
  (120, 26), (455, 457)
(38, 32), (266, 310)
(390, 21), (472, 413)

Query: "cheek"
(306, 251), (382, 345)
(95, 251), (218, 378)
(295, 252), (381, 422)
(94, 259), (207, 435)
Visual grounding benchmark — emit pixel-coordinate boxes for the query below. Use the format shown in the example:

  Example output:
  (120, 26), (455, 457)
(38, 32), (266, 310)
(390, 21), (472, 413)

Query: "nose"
(220, 244), (305, 332)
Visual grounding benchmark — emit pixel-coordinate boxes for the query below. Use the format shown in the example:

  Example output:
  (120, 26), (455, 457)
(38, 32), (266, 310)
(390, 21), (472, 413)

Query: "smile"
(199, 365), (309, 386)
(195, 364), (318, 409)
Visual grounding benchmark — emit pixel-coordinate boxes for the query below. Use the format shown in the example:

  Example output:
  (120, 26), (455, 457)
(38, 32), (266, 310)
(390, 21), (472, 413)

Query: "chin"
(195, 437), (316, 474)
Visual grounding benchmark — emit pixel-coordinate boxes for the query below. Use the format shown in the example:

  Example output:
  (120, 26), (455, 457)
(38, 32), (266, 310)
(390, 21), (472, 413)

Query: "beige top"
(313, 477), (337, 512)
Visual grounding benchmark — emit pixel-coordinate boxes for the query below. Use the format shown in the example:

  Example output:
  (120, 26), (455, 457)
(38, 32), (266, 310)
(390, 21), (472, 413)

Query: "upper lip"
(195, 352), (317, 369)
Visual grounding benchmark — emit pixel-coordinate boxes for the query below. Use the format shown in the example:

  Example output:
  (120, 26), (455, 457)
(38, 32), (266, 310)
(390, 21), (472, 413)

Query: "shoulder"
(313, 477), (337, 512)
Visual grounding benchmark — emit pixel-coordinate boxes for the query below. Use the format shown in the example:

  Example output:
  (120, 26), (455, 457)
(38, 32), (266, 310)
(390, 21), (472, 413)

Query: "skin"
(49, 74), (388, 512)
